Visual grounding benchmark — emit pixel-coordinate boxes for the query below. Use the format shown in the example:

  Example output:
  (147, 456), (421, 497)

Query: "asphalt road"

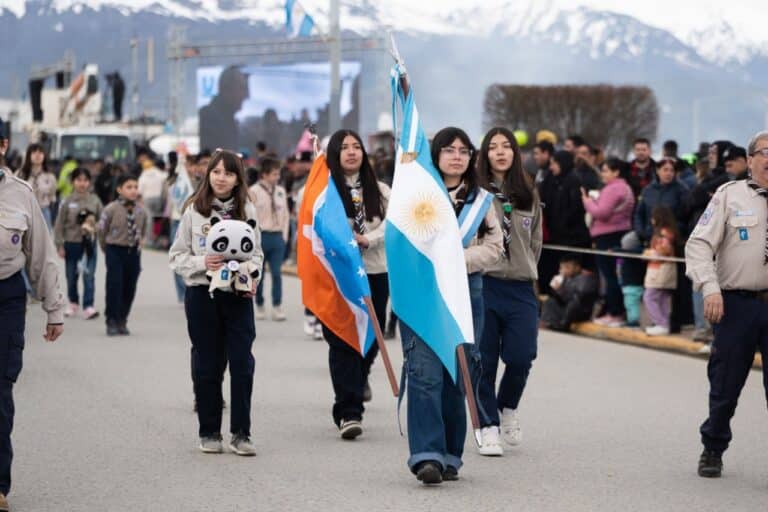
(11, 249), (768, 511)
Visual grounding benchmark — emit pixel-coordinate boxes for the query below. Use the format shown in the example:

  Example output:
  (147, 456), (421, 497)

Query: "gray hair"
(748, 131), (768, 155)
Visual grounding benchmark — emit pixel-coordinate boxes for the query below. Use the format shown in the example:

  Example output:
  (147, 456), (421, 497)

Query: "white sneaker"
(645, 325), (670, 336)
(478, 426), (504, 456)
(303, 314), (316, 336)
(272, 306), (286, 322)
(313, 323), (324, 340)
(64, 303), (79, 318)
(697, 343), (712, 355)
(501, 408), (522, 446)
(255, 306), (266, 320)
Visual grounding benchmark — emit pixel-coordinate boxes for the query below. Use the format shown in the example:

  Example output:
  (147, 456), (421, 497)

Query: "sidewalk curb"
(570, 322), (763, 370)
(285, 264), (762, 370)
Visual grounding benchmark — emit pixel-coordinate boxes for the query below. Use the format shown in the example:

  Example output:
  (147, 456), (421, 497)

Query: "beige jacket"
(249, 182), (290, 240)
(0, 169), (65, 324)
(169, 200), (264, 288)
(484, 193), (543, 282)
(53, 192), (103, 248)
(16, 169), (57, 208)
(98, 200), (148, 249)
(343, 175), (390, 275)
(448, 187), (505, 274)
(685, 179), (768, 297)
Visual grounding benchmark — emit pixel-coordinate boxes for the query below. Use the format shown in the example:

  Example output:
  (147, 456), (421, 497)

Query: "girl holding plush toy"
(169, 149), (264, 456)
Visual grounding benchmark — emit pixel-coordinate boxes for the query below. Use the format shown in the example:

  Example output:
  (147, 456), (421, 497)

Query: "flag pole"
(457, 344), (482, 446)
(363, 297), (399, 397)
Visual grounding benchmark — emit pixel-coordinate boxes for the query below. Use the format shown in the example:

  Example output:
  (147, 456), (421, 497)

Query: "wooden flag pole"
(363, 297), (399, 397)
(457, 344), (482, 447)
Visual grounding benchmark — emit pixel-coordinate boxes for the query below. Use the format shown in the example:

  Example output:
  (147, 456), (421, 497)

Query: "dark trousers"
(323, 272), (388, 427)
(0, 273), (26, 495)
(104, 245), (141, 325)
(64, 241), (97, 308)
(594, 231), (626, 316)
(185, 286), (256, 437)
(700, 291), (768, 453)
(255, 232), (286, 307)
(478, 277), (539, 427)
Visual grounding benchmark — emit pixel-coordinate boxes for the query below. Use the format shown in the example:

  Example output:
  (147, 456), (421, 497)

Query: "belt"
(724, 289), (768, 302)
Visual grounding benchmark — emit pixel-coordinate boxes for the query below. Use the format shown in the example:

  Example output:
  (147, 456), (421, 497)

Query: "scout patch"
(227, 260), (240, 271)
(198, 237), (206, 248)
(220, 269), (230, 280)
(739, 228), (749, 241)
(11, 233), (20, 245)
(202, 223), (211, 235)
(699, 206), (714, 226)
(522, 217), (532, 230)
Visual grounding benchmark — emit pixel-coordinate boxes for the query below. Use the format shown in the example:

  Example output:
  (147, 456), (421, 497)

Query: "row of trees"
(483, 84), (659, 155)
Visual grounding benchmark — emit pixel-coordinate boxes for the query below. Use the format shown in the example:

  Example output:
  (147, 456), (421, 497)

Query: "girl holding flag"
(169, 149), (264, 456)
(399, 127), (503, 484)
(475, 127), (542, 457)
(323, 130), (390, 440)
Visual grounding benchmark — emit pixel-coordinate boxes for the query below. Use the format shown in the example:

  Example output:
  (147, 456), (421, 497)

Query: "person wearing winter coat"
(633, 158), (687, 244)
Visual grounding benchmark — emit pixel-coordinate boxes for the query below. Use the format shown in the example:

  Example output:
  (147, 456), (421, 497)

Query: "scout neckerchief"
(347, 176), (367, 235)
(747, 179), (768, 264)
(489, 181), (513, 258)
(211, 197), (235, 220)
(119, 197), (138, 247)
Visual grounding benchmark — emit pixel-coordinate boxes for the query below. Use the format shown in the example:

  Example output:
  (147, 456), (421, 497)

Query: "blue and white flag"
(385, 65), (474, 381)
(458, 188), (494, 248)
(285, 0), (316, 38)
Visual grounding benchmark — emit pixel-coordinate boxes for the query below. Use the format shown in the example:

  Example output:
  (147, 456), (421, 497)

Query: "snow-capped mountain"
(1, 0), (767, 150)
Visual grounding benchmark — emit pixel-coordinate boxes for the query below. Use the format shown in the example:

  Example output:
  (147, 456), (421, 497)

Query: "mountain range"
(2, 0), (767, 153)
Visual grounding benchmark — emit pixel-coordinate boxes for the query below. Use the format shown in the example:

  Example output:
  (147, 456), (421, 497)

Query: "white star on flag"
(329, 249), (336, 257)
(357, 266), (366, 278)
(359, 297), (366, 305)
(349, 237), (358, 247)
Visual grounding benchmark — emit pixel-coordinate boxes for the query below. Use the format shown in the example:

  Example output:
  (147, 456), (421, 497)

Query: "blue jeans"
(255, 232), (286, 307)
(40, 206), (52, 230)
(399, 322), (466, 473)
(692, 290), (708, 331)
(478, 277), (538, 427)
(64, 241), (97, 308)
(170, 220), (186, 303)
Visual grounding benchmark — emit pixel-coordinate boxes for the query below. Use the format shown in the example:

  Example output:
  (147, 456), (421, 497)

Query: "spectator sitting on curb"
(540, 255), (598, 332)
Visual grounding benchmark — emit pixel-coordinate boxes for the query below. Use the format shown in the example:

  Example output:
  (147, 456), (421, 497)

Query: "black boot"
(415, 461), (443, 485)
(698, 450), (723, 478)
(106, 321), (120, 337)
(118, 321), (130, 335)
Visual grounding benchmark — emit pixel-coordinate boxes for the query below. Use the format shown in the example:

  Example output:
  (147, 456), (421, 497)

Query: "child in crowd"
(169, 149), (263, 456)
(98, 174), (147, 336)
(54, 167), (103, 320)
(618, 238), (646, 328)
(642, 206), (679, 336)
(540, 255), (598, 332)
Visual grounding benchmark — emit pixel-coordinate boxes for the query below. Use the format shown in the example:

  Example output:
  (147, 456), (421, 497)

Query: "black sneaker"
(698, 450), (723, 478)
(118, 323), (130, 335)
(442, 466), (459, 481)
(106, 323), (120, 336)
(339, 419), (363, 440)
(416, 461), (443, 485)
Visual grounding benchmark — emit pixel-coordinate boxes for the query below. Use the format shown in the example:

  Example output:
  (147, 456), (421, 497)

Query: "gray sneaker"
(199, 435), (223, 454)
(229, 434), (256, 456)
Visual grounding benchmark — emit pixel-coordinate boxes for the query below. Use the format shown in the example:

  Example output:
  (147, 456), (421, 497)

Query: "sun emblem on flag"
(400, 191), (451, 241)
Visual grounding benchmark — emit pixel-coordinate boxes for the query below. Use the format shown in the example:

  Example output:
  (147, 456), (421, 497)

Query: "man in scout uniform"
(686, 130), (768, 478)
(0, 117), (65, 511)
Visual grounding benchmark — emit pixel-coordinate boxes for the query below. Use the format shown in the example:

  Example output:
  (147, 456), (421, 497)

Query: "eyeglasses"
(441, 147), (473, 158)
(751, 148), (768, 158)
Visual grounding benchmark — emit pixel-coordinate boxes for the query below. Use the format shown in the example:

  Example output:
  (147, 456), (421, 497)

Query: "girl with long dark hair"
(320, 129), (390, 440)
(474, 127), (543, 456)
(170, 149), (264, 456)
(399, 127), (502, 484)
(16, 143), (56, 228)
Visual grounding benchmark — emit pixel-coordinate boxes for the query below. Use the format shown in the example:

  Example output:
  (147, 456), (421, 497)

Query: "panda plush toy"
(205, 217), (261, 297)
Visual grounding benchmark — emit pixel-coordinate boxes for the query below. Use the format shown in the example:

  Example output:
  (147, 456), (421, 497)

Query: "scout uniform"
(98, 199), (147, 334)
(685, 178), (768, 469)
(0, 166), (64, 499)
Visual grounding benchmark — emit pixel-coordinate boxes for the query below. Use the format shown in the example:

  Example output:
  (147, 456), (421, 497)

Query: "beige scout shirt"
(484, 192), (543, 282)
(16, 169), (57, 208)
(53, 192), (103, 247)
(0, 169), (65, 324)
(685, 179), (768, 297)
(249, 182), (290, 240)
(98, 200), (148, 249)
(448, 187), (504, 274)
(169, 200), (264, 288)
(343, 174), (390, 275)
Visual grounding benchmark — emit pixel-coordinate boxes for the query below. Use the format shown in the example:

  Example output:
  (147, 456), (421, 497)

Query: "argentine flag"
(385, 65), (474, 381)
(285, 0), (316, 38)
